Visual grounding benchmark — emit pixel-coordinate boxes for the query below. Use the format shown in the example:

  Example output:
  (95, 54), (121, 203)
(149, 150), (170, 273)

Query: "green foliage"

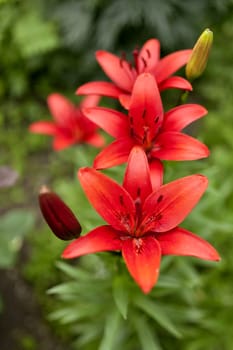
(0, 209), (35, 268)
(48, 253), (212, 350)
(17, 333), (37, 350)
(23, 227), (66, 293)
(13, 10), (59, 58)
(112, 275), (129, 320)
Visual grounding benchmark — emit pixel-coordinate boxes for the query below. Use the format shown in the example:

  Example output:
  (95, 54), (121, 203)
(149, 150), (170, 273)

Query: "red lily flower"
(77, 39), (192, 109)
(62, 147), (220, 294)
(82, 73), (209, 188)
(29, 94), (105, 151)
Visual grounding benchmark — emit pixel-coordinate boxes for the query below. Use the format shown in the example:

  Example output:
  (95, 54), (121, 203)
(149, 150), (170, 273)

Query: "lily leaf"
(113, 276), (129, 320)
(134, 295), (182, 338)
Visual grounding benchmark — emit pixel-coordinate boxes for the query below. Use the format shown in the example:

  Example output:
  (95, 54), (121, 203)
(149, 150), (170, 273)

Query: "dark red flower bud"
(39, 185), (82, 240)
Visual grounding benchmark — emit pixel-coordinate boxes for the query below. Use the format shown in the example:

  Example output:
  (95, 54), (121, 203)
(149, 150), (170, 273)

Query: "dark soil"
(0, 267), (66, 350)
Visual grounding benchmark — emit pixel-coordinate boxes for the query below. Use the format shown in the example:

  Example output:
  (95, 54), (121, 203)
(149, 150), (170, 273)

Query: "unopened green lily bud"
(39, 185), (82, 240)
(186, 28), (213, 81)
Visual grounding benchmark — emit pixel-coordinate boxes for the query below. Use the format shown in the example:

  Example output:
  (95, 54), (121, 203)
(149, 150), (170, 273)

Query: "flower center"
(119, 47), (151, 74)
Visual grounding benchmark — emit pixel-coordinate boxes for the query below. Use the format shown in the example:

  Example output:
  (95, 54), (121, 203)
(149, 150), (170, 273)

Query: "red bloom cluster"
(82, 73), (208, 188)
(29, 94), (104, 151)
(77, 39), (192, 109)
(36, 35), (220, 294)
(63, 147), (219, 293)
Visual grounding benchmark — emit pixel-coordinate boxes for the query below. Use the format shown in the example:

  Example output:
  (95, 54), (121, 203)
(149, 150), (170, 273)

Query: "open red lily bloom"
(62, 147), (220, 293)
(82, 73), (209, 188)
(29, 93), (105, 151)
(77, 39), (192, 109)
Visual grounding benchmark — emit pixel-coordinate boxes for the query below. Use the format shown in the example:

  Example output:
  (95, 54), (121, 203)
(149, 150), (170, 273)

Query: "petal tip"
(95, 50), (106, 59)
(75, 86), (81, 95)
(196, 174), (209, 188)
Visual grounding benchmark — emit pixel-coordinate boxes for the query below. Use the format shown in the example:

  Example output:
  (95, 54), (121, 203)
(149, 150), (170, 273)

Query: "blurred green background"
(1, 0), (233, 349)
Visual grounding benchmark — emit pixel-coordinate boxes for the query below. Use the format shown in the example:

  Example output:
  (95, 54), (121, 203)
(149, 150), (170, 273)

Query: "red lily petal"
(62, 225), (123, 259)
(154, 49), (192, 83)
(79, 95), (100, 109)
(156, 227), (220, 261)
(94, 138), (134, 169)
(159, 76), (193, 92)
(78, 167), (136, 232)
(29, 121), (57, 135)
(149, 159), (164, 191)
(129, 73), (163, 142)
(77, 81), (122, 99)
(152, 131), (210, 160)
(138, 38), (160, 73)
(85, 133), (105, 147)
(141, 174), (208, 233)
(47, 93), (75, 126)
(83, 107), (129, 138)
(119, 93), (131, 110)
(123, 146), (152, 205)
(122, 236), (161, 294)
(163, 104), (207, 132)
(53, 136), (75, 151)
(74, 112), (97, 135)
(96, 50), (135, 92)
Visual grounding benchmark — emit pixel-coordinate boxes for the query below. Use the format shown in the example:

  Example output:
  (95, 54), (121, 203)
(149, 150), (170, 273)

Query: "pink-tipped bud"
(39, 185), (82, 240)
(186, 28), (213, 81)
